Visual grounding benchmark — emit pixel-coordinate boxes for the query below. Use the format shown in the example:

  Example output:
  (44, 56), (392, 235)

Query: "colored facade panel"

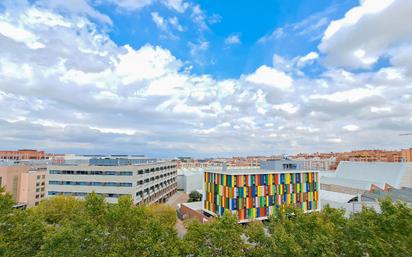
(204, 171), (319, 222)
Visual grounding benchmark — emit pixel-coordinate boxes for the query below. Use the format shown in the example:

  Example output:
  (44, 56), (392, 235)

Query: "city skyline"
(1, 0), (412, 157)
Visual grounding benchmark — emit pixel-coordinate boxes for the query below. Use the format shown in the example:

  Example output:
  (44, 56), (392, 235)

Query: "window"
(48, 180), (132, 187)
(37, 175), (41, 180)
(48, 170), (133, 176)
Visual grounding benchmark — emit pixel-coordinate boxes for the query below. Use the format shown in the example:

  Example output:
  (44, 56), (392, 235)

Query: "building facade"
(204, 167), (319, 222)
(177, 167), (203, 193)
(0, 164), (46, 207)
(46, 160), (177, 204)
(0, 149), (47, 160)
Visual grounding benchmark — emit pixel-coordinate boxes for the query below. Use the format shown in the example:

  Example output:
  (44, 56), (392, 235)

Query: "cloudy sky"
(0, 0), (411, 157)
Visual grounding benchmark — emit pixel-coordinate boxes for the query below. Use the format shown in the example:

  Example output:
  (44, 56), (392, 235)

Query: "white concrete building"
(321, 161), (412, 194)
(177, 167), (203, 193)
(46, 159), (177, 204)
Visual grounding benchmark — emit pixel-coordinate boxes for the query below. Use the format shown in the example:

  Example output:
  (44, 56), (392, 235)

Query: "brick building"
(0, 149), (47, 160)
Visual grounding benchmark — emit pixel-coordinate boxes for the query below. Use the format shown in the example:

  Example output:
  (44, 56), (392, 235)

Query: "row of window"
(136, 165), (176, 175)
(49, 166), (177, 176)
(137, 171), (176, 185)
(48, 191), (126, 198)
(48, 181), (133, 187)
(136, 178), (176, 197)
(49, 170), (134, 176)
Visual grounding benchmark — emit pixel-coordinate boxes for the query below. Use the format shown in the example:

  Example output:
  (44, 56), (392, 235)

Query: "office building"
(203, 161), (319, 222)
(46, 157), (177, 204)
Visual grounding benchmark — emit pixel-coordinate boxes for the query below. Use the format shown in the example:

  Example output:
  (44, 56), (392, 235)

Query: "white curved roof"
(324, 161), (412, 190)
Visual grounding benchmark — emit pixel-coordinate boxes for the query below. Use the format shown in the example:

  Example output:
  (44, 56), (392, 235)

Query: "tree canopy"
(0, 189), (411, 257)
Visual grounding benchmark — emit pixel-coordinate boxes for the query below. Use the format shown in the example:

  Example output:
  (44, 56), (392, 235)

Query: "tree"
(182, 210), (248, 257)
(188, 191), (202, 202)
(0, 210), (45, 257)
(0, 186), (14, 216)
(32, 195), (84, 225)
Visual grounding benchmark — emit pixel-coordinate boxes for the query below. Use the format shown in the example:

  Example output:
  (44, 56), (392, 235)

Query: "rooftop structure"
(89, 156), (157, 166)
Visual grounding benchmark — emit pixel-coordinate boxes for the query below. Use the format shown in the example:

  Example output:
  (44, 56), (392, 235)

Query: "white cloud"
(224, 34), (241, 45)
(297, 51), (319, 67)
(326, 138), (342, 143)
(41, 0), (112, 24)
(310, 88), (380, 103)
(106, 0), (154, 11)
(151, 12), (166, 30)
(319, 0), (412, 69)
(115, 44), (182, 84)
(162, 0), (189, 13)
(342, 124), (359, 132)
(245, 65), (293, 91)
(168, 16), (184, 31)
(0, 21), (45, 49)
(272, 103), (298, 114)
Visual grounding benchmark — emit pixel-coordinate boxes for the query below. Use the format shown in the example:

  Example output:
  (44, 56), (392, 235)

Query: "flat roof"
(205, 168), (319, 175)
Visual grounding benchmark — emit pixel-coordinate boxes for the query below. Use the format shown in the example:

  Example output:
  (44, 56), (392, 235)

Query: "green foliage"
(0, 191), (411, 257)
(188, 191), (202, 202)
(182, 210), (248, 257)
(0, 186), (14, 216)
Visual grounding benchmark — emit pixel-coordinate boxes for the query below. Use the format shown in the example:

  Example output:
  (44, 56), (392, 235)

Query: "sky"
(0, 0), (411, 157)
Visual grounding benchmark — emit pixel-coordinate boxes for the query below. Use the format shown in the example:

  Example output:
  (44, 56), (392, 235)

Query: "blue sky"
(0, 0), (411, 157)
(98, 0), (358, 78)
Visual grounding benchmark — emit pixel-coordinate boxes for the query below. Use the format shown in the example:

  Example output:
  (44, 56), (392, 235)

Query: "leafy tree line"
(1, 186), (411, 257)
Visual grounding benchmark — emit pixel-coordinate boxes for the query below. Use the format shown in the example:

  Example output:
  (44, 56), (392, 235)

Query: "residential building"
(46, 157), (177, 204)
(203, 161), (320, 222)
(401, 148), (412, 162)
(0, 163), (47, 207)
(0, 149), (47, 160)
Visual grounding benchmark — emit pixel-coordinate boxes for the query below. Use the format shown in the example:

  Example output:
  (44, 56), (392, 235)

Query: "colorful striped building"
(203, 168), (319, 222)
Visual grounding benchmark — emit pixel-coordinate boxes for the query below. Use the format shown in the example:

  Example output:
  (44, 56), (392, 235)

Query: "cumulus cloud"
(319, 0), (412, 69)
(245, 65), (293, 91)
(1, 0), (412, 156)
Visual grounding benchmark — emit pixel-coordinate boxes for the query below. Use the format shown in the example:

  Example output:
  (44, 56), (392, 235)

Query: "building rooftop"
(327, 161), (412, 190)
(362, 187), (412, 204)
(205, 167), (318, 175)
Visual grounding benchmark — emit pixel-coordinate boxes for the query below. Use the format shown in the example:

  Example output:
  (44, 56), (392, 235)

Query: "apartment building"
(0, 149), (47, 160)
(401, 148), (412, 162)
(0, 163), (47, 207)
(204, 160), (319, 223)
(46, 158), (177, 204)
